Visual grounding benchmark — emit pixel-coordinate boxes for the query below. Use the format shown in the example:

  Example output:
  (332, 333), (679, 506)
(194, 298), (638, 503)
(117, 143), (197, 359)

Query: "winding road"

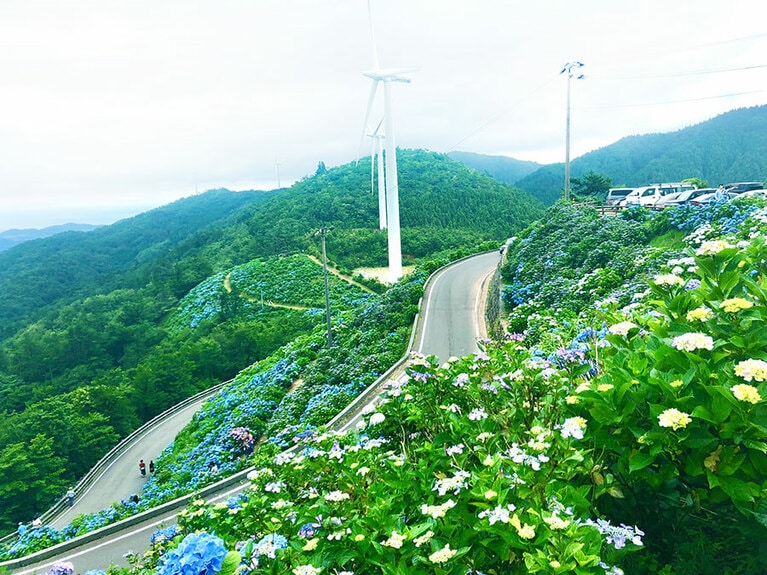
(7, 252), (500, 575)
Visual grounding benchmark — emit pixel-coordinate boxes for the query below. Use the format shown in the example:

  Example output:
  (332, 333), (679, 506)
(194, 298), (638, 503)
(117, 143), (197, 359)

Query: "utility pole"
(316, 228), (333, 348)
(561, 61), (584, 202)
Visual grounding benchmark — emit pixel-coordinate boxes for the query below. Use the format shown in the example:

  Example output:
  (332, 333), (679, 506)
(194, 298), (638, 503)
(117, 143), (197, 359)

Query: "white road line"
(16, 484), (250, 575)
(416, 264), (451, 354)
(474, 267), (495, 343)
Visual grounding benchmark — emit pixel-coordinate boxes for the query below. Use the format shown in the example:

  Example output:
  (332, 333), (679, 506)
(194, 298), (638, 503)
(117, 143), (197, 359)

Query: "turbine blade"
(370, 143), (375, 195)
(367, 0), (380, 68)
(357, 79), (379, 164)
(372, 117), (384, 137)
(362, 67), (417, 82)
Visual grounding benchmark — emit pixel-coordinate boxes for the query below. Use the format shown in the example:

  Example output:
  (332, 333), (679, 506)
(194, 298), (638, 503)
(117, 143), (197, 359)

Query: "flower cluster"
(671, 332), (714, 352)
(584, 518), (644, 550)
(653, 273), (684, 287)
(695, 239), (734, 255)
(157, 532), (228, 575)
(608, 321), (637, 336)
(560, 416), (587, 440)
(46, 562), (75, 575)
(686, 306), (713, 322)
(731, 384), (761, 404)
(720, 297), (754, 313)
(658, 408), (692, 430)
(734, 358), (767, 382)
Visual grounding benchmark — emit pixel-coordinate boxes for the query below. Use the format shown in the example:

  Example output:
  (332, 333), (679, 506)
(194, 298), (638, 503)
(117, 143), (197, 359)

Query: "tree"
(315, 161), (327, 176)
(570, 171), (612, 200)
(683, 177), (708, 189)
(0, 434), (67, 529)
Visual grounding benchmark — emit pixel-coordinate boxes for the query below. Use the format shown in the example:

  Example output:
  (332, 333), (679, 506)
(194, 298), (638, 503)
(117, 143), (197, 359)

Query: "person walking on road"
(66, 486), (75, 507)
(149, 460), (155, 474)
(139, 459), (146, 476)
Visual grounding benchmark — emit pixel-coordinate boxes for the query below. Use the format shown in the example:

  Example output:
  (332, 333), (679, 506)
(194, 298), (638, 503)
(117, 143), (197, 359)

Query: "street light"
(315, 228), (334, 348)
(561, 61), (585, 202)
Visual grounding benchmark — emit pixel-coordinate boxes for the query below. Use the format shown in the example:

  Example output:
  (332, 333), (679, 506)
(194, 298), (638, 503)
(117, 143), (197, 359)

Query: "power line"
(444, 76), (557, 152)
(592, 32), (767, 74)
(591, 63), (767, 81)
(442, 32), (767, 155)
(576, 89), (767, 111)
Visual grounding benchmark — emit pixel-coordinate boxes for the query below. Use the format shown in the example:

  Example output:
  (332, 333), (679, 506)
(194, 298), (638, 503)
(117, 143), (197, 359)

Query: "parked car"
(689, 191), (736, 206)
(724, 182), (764, 194)
(606, 188), (634, 206)
(620, 183), (698, 208)
(733, 189), (767, 200)
(655, 190), (685, 208)
(619, 188), (642, 207)
(657, 188), (715, 209)
(623, 186), (660, 207)
(656, 182), (698, 195)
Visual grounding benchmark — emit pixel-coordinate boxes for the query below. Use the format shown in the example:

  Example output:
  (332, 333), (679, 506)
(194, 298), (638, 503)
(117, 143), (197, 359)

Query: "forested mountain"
(202, 149), (545, 270)
(0, 189), (271, 339)
(447, 150), (542, 184)
(0, 223), (101, 252)
(0, 150), (542, 528)
(459, 105), (767, 205)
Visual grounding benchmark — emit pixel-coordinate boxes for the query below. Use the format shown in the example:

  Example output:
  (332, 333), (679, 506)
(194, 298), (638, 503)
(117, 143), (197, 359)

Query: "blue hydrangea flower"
(46, 562), (75, 575)
(150, 525), (179, 545)
(255, 533), (288, 559)
(158, 532), (228, 575)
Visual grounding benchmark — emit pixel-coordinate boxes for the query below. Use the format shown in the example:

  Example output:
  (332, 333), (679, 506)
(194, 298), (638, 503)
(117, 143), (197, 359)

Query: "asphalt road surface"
(51, 395), (218, 530)
(14, 252), (500, 574)
(416, 251), (499, 362)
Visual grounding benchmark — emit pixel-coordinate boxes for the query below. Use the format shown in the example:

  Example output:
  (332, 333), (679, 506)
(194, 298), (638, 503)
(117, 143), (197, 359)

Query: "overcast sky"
(1, 1), (766, 231)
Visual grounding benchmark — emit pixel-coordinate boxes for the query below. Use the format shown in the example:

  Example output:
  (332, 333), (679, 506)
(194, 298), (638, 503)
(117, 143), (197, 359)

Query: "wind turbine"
(360, 0), (413, 283)
(366, 119), (387, 229)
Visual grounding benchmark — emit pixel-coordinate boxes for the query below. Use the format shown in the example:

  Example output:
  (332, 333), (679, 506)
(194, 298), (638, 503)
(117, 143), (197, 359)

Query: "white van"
(622, 183), (697, 208)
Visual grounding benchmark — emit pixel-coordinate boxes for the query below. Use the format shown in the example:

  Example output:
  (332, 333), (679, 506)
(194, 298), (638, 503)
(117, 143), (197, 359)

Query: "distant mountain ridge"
(453, 104), (767, 205)
(0, 223), (101, 252)
(447, 151), (542, 184)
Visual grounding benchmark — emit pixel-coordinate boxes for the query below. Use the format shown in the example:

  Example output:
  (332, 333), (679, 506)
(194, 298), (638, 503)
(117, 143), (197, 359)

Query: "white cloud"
(1, 0), (765, 230)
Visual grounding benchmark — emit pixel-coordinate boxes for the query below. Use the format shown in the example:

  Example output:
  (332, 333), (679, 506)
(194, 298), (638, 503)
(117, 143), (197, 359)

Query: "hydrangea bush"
(156, 347), (642, 575)
(571, 235), (767, 573)
(11, 201), (767, 573)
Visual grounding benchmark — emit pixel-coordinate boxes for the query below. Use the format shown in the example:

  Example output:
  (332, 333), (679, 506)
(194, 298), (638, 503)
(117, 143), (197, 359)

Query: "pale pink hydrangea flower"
(671, 332), (714, 352)
(609, 321), (638, 336)
(734, 359), (767, 382)
(696, 240), (734, 255)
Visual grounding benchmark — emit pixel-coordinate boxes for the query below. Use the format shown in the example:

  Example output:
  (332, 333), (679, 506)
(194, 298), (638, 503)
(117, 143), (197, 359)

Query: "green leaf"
(753, 498), (767, 527)
(628, 451), (655, 472)
(218, 551), (242, 575)
(717, 476), (756, 502)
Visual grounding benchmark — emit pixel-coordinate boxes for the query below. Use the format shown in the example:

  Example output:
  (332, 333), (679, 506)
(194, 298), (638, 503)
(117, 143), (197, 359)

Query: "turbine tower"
(366, 120), (387, 229)
(360, 0), (412, 283)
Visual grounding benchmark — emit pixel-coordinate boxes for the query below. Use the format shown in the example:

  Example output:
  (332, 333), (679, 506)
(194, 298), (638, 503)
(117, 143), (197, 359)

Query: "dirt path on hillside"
(306, 256), (376, 292)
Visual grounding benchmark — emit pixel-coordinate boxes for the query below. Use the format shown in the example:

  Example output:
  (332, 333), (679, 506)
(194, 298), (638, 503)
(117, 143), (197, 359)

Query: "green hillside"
(189, 149), (545, 271)
(0, 189), (271, 339)
(512, 105), (767, 204)
(13, 197), (764, 574)
(0, 150), (543, 530)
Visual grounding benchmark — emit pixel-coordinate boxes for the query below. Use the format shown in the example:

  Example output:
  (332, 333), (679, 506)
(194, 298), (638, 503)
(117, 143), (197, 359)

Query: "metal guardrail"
(0, 253), (496, 572)
(0, 380), (230, 548)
